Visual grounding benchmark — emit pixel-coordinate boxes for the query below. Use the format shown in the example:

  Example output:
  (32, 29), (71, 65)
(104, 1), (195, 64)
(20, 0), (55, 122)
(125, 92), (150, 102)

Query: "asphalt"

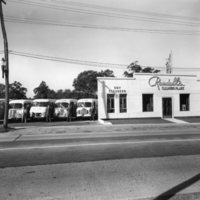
(1, 155), (200, 200)
(0, 117), (200, 141)
(0, 118), (200, 200)
(0, 116), (200, 128)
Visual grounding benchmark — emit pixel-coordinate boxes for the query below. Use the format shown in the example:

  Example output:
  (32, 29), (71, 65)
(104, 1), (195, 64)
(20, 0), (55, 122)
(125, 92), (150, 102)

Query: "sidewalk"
(0, 117), (200, 141)
(0, 119), (200, 144)
(103, 117), (200, 125)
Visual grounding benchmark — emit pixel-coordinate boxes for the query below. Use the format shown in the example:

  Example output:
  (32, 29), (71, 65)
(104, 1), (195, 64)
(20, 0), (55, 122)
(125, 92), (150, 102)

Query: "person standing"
(23, 104), (30, 123)
(68, 102), (73, 122)
(90, 102), (96, 121)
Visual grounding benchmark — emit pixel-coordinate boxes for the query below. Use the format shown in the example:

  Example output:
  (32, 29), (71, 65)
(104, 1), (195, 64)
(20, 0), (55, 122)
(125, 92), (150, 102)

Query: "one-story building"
(97, 73), (200, 120)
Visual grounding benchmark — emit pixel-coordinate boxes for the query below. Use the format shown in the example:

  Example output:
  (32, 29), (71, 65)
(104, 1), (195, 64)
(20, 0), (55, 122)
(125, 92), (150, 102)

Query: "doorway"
(162, 97), (172, 118)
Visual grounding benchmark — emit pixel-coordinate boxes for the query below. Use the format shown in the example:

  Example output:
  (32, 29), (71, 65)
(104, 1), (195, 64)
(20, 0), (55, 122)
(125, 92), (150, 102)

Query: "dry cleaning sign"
(148, 76), (185, 90)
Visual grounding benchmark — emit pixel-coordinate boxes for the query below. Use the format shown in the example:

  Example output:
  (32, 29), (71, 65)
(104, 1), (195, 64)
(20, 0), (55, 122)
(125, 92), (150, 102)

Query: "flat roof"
(97, 73), (197, 80)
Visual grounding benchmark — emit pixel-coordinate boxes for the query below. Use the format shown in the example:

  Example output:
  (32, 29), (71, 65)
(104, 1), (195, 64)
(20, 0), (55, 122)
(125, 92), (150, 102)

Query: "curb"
(98, 119), (112, 125)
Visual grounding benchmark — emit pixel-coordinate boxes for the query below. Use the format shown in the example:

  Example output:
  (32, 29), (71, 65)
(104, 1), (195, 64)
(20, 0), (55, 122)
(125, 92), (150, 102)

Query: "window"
(55, 102), (69, 108)
(32, 102), (48, 107)
(85, 102), (92, 108)
(107, 94), (115, 113)
(9, 103), (22, 109)
(120, 94), (127, 113)
(143, 94), (153, 112)
(180, 94), (189, 111)
(77, 102), (84, 107)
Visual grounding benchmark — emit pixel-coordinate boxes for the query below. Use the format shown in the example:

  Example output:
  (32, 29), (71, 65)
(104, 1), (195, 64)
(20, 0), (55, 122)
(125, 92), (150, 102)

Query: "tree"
(55, 89), (72, 99)
(123, 61), (160, 77)
(33, 81), (55, 99)
(47, 89), (56, 99)
(73, 69), (115, 97)
(9, 81), (27, 99)
(98, 69), (115, 77)
(1, 82), (28, 99)
(0, 83), (5, 98)
(55, 89), (65, 99)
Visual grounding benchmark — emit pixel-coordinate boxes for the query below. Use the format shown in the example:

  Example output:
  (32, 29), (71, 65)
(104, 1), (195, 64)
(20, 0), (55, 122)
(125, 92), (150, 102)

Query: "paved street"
(0, 122), (200, 168)
(0, 122), (200, 199)
(1, 129), (200, 168)
(1, 155), (200, 200)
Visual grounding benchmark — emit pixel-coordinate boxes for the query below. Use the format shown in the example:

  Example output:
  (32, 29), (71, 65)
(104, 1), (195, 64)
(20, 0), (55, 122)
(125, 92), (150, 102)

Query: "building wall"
(97, 73), (200, 119)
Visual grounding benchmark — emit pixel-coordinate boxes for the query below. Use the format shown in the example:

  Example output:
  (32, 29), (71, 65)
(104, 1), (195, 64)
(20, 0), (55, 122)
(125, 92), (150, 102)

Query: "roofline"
(55, 99), (77, 102)
(77, 98), (97, 102)
(97, 73), (197, 80)
(9, 99), (32, 103)
(97, 77), (136, 80)
(33, 99), (55, 102)
(133, 73), (197, 77)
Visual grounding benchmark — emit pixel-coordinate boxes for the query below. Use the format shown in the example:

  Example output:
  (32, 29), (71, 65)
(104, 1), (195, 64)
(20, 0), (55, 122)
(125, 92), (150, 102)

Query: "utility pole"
(0, 0), (9, 129)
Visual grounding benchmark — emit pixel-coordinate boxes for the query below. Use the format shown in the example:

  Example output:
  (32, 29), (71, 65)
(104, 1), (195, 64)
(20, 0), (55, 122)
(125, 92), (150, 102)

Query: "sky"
(0, 0), (200, 98)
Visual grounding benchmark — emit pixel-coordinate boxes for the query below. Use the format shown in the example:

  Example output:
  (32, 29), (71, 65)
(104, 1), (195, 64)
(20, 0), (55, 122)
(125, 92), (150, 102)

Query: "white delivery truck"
(76, 98), (98, 120)
(8, 99), (32, 122)
(54, 99), (77, 121)
(30, 99), (55, 122)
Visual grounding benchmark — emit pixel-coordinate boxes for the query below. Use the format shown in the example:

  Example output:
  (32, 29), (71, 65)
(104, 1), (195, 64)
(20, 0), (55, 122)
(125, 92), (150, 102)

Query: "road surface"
(1, 123), (200, 199)
(0, 124), (200, 168)
(0, 155), (200, 200)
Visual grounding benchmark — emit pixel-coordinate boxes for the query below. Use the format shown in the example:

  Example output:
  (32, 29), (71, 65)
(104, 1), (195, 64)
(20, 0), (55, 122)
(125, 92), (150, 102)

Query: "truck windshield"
(32, 102), (48, 107)
(78, 102), (91, 107)
(85, 102), (92, 107)
(55, 102), (69, 108)
(9, 103), (22, 109)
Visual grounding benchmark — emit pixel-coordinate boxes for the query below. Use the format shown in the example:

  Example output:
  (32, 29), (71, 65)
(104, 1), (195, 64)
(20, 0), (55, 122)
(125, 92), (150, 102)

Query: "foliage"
(9, 81), (27, 99)
(33, 81), (55, 99)
(0, 83), (5, 98)
(73, 69), (114, 97)
(124, 61), (160, 77)
(33, 81), (90, 99)
(1, 82), (27, 99)
(98, 69), (115, 77)
(53, 89), (91, 99)
(54, 89), (73, 99)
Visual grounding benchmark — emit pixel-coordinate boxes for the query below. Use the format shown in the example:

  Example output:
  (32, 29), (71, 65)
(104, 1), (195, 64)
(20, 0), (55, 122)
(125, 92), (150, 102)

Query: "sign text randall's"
(148, 76), (185, 90)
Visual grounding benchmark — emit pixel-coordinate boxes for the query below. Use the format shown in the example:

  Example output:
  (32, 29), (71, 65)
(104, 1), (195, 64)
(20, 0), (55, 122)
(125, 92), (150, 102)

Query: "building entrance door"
(162, 98), (172, 118)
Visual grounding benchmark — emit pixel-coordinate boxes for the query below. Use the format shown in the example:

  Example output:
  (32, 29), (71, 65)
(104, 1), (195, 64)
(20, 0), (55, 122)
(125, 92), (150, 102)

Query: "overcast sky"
(0, 0), (200, 97)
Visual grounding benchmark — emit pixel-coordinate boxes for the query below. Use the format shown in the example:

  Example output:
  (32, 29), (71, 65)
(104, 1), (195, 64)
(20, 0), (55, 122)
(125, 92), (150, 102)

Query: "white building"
(97, 73), (200, 120)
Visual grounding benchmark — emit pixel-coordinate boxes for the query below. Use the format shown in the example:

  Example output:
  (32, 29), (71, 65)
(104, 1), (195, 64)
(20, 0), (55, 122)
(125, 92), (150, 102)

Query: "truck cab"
(8, 99), (32, 122)
(76, 98), (98, 119)
(54, 99), (77, 121)
(30, 99), (55, 122)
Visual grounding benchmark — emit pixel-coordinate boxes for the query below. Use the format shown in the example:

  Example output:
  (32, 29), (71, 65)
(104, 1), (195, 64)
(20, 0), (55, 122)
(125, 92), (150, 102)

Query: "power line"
(9, 50), (128, 69)
(8, 50), (200, 71)
(51, 0), (200, 22)
(5, 16), (200, 36)
(8, 0), (200, 27)
(10, 0), (200, 22)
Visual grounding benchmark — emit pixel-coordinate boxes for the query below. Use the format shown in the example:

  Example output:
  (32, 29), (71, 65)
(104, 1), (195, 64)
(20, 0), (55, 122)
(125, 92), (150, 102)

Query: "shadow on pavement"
(154, 173), (200, 200)
(0, 125), (25, 134)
